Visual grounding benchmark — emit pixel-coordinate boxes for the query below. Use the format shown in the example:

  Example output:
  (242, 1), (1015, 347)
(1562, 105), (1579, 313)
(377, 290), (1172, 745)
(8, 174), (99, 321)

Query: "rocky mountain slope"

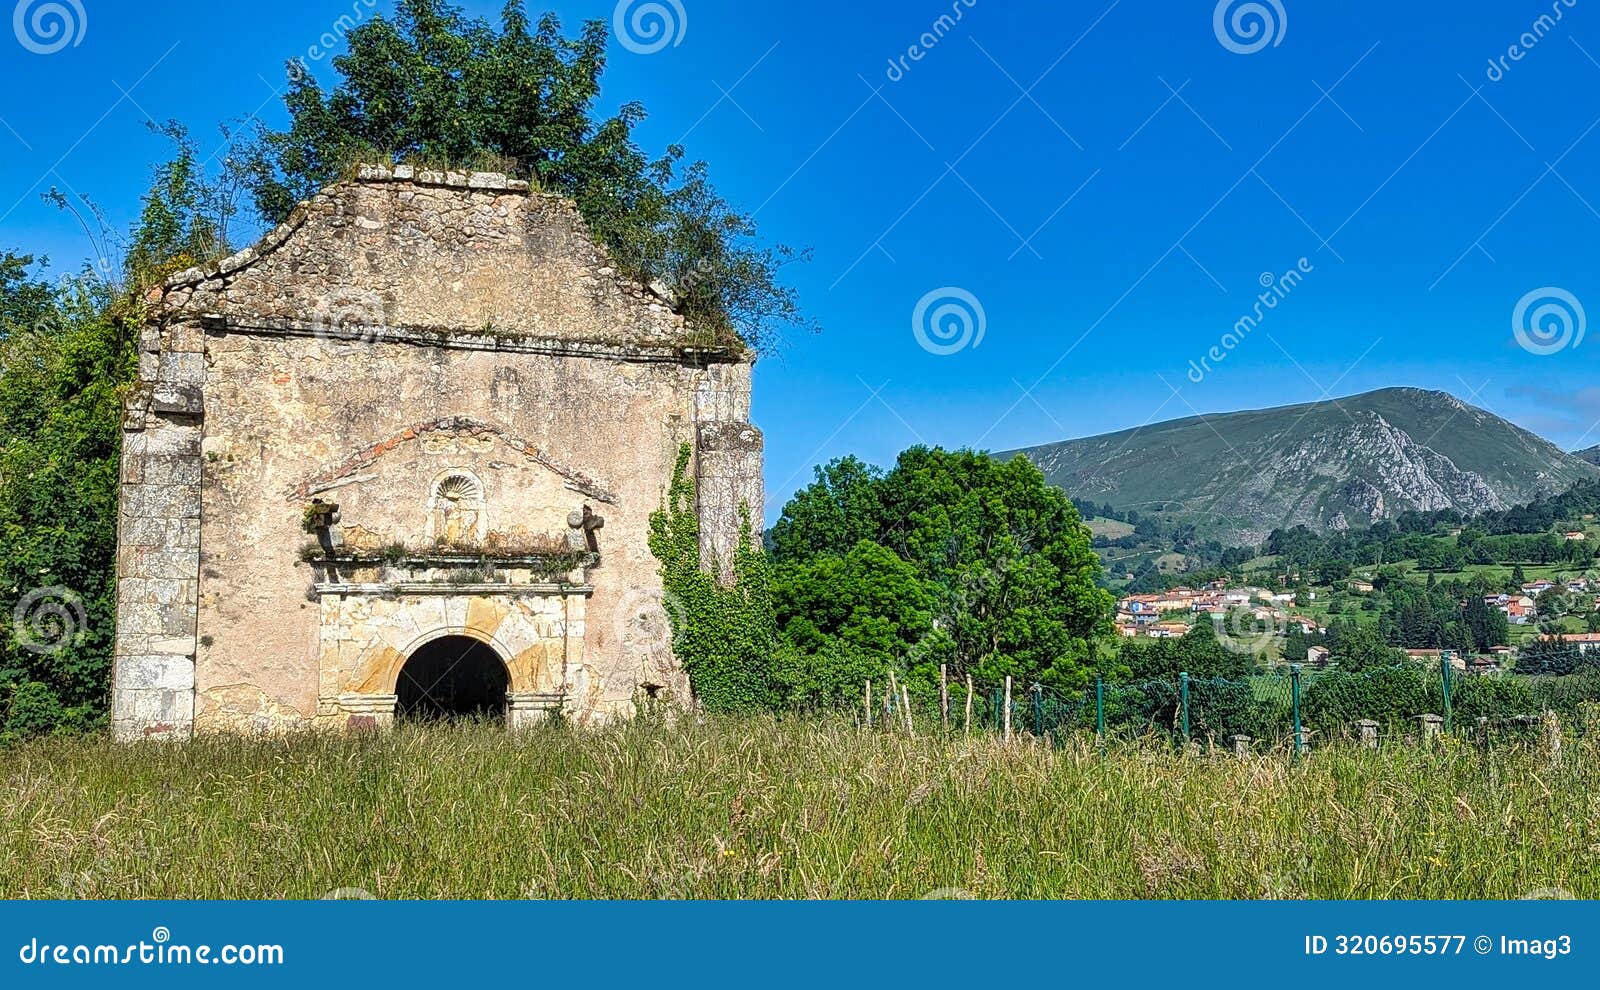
(999, 388), (1599, 546)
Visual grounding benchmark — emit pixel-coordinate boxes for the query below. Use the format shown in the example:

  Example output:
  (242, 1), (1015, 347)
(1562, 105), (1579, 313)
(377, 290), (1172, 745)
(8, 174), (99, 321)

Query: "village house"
(1404, 648), (1468, 671)
(1149, 621), (1192, 639)
(1116, 583), (1320, 646)
(1487, 593), (1539, 625)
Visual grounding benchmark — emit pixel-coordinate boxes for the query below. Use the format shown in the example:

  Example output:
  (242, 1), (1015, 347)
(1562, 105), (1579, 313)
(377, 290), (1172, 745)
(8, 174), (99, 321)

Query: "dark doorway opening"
(396, 636), (509, 722)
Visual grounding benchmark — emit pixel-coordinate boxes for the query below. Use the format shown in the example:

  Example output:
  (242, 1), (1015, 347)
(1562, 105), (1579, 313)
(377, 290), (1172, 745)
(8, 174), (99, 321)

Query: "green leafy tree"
(0, 263), (129, 732)
(1519, 637), (1591, 676)
(772, 541), (935, 658)
(771, 448), (1114, 693)
(1302, 666), (1432, 733)
(1326, 620), (1406, 671)
(771, 638), (891, 714)
(0, 253), (54, 335)
(1120, 621), (1255, 680)
(767, 457), (885, 562)
(1537, 587), (1572, 619)
(1462, 595), (1510, 651)
(236, 0), (811, 351)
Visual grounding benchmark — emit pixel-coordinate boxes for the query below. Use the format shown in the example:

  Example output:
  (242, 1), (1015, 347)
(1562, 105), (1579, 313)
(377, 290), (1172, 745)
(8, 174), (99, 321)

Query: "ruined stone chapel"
(111, 166), (762, 740)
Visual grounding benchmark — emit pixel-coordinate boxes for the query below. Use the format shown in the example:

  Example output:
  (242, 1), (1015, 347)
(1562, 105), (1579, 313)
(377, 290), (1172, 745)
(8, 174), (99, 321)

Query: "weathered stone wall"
(160, 167), (690, 345)
(112, 374), (203, 740)
(113, 169), (761, 738)
(692, 362), (764, 579)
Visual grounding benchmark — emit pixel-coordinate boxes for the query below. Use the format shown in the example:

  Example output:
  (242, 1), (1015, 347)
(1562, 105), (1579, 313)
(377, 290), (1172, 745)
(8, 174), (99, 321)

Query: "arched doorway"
(395, 636), (510, 722)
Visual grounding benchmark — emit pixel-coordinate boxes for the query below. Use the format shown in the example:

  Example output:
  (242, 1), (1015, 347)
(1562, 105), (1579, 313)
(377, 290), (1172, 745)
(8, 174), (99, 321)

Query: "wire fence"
(864, 660), (1600, 755)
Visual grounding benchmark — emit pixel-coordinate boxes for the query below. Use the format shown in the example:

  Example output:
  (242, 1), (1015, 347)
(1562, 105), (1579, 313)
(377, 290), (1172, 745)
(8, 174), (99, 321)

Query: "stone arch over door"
(320, 591), (588, 730)
(391, 625), (517, 688)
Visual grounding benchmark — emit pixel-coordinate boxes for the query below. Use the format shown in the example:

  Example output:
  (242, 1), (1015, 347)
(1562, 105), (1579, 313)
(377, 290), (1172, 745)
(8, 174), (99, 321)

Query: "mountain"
(1579, 445), (1600, 467)
(999, 387), (1600, 546)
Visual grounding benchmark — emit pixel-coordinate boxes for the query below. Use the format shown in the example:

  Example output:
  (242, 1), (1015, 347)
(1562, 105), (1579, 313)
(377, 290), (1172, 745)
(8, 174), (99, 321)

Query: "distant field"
(1391, 562), (1574, 586)
(1085, 517), (1135, 539)
(2, 718), (1594, 899)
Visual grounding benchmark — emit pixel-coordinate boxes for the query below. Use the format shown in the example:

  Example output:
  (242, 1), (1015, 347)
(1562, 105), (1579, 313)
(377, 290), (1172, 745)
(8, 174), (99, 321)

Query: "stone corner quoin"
(113, 167), (762, 741)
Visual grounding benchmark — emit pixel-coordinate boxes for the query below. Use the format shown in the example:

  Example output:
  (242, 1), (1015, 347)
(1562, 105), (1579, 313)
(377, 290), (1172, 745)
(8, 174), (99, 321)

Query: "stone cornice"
(312, 582), (594, 598)
(198, 313), (745, 366)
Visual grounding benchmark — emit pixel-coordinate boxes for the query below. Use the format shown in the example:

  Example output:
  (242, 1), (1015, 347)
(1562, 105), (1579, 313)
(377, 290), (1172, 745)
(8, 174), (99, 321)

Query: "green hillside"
(999, 388), (1598, 545)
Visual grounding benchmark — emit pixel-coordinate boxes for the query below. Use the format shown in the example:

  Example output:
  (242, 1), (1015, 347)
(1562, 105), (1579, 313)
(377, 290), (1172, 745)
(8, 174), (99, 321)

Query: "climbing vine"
(648, 444), (776, 713)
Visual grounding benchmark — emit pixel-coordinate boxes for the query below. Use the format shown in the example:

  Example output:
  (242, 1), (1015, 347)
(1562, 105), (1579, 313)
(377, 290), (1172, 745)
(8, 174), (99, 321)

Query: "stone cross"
(567, 504), (605, 553)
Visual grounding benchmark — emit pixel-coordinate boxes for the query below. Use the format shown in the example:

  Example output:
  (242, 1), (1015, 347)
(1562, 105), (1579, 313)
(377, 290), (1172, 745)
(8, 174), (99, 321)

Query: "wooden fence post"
(940, 664), (949, 730)
(964, 675), (974, 737)
(1003, 676), (1013, 742)
(864, 680), (872, 729)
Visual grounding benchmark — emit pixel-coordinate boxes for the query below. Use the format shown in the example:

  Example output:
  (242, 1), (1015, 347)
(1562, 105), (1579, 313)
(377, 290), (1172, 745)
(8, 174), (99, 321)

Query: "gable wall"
(113, 171), (759, 738)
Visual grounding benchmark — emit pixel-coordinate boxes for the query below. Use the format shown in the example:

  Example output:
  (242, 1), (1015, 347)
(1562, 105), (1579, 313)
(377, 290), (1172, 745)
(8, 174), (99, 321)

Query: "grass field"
(3, 716), (1596, 900)
(1084, 517), (1136, 539)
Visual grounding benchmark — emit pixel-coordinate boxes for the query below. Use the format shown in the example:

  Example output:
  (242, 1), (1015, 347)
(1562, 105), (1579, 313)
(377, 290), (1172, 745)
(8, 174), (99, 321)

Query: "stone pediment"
(287, 416), (617, 505)
(154, 167), (725, 354)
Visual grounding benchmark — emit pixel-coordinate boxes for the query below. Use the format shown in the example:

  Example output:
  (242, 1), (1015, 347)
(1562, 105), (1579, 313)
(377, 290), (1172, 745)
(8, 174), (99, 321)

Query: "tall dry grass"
(2, 716), (1594, 899)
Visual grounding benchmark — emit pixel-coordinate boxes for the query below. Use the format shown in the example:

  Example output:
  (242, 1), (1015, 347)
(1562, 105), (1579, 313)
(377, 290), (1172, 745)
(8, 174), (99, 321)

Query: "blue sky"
(2, 0), (1598, 521)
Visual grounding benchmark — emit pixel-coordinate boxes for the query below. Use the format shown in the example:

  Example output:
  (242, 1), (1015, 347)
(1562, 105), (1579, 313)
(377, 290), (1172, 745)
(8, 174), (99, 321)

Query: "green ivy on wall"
(648, 444), (776, 713)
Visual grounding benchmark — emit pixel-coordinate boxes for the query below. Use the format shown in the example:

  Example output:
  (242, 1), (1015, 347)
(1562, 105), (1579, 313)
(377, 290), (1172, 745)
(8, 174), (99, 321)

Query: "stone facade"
(112, 167), (762, 740)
